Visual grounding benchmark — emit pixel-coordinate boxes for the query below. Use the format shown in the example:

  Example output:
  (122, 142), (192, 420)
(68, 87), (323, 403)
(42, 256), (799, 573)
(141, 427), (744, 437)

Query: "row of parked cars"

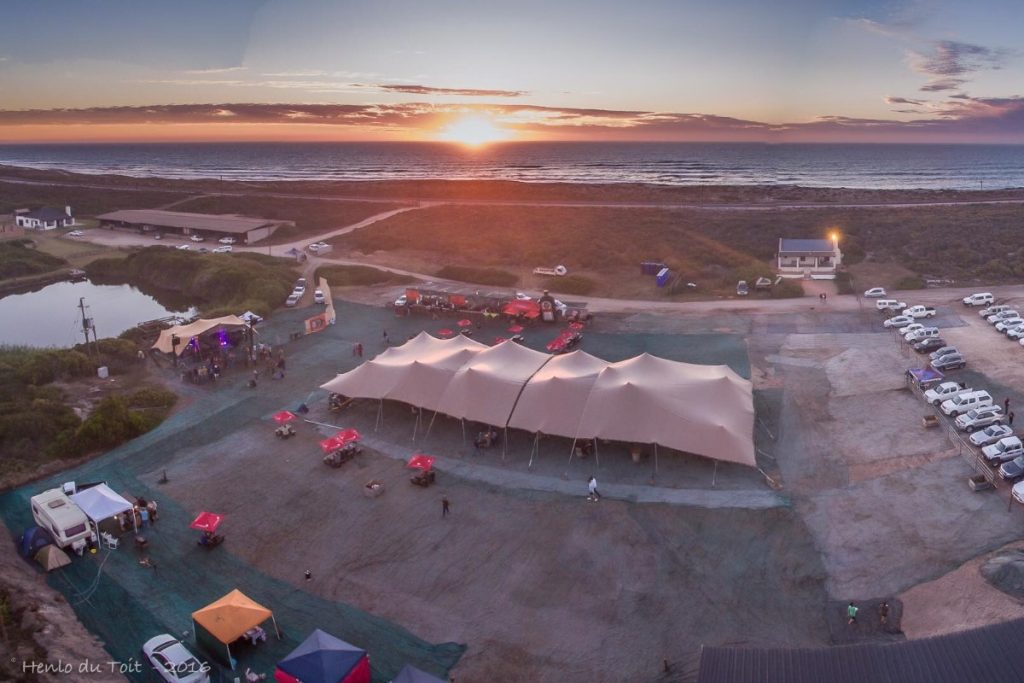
(284, 277), (327, 307)
(964, 296), (1024, 346)
(877, 299), (966, 370)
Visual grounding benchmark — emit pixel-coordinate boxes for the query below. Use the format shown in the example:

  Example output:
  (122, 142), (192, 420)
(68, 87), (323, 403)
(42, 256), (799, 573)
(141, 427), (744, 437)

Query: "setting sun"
(438, 115), (510, 146)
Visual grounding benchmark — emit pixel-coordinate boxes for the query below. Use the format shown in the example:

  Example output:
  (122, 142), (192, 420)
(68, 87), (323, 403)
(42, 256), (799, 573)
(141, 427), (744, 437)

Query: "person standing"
(847, 602), (858, 625)
(587, 476), (600, 501)
(879, 601), (890, 625)
(1005, 397), (1011, 413)
(442, 496), (450, 518)
(1011, 411), (1016, 426)
(357, 342), (363, 357)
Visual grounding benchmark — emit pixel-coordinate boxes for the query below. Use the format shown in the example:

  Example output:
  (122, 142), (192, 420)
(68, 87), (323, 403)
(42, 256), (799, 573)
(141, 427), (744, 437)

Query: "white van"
(941, 390), (993, 417)
(905, 326), (939, 342)
(981, 304), (1011, 318)
(963, 292), (994, 306)
(876, 299), (907, 311)
(30, 489), (94, 553)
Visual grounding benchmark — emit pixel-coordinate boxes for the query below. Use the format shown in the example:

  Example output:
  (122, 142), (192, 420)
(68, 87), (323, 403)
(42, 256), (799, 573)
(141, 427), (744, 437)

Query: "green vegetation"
(172, 195), (408, 244)
(314, 264), (415, 287)
(0, 184), (187, 216)
(0, 345), (175, 474)
(436, 265), (518, 287)
(0, 239), (67, 280)
(834, 271), (854, 295)
(87, 248), (295, 317)
(770, 279), (805, 298)
(894, 275), (926, 290)
(542, 274), (596, 295)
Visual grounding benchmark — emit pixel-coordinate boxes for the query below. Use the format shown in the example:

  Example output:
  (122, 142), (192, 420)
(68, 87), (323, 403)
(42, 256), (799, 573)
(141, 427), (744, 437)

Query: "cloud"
(376, 84), (527, 97)
(885, 96), (925, 105)
(183, 66), (247, 75)
(910, 40), (1013, 92)
(919, 78), (965, 92)
(1, 99), (1023, 143)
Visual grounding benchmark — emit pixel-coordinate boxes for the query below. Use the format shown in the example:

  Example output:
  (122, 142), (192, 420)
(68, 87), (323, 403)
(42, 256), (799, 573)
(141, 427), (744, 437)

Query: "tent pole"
(528, 432), (539, 469)
(461, 419), (466, 445)
(375, 399), (383, 432)
(567, 436), (579, 469)
(424, 410), (439, 439)
(501, 427), (509, 461)
(593, 438), (599, 469)
(712, 460), (718, 488)
(412, 407), (420, 441)
(271, 615), (280, 639)
(654, 443), (659, 474)
(227, 644), (234, 670)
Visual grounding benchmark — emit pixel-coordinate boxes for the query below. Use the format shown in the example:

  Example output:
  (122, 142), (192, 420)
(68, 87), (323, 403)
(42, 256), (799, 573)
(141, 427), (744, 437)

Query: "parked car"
(983, 435), (1023, 464)
(1012, 480), (1024, 505)
(515, 292), (532, 301)
(285, 293), (301, 307)
(153, 233), (163, 240)
(176, 244), (190, 250)
(899, 322), (924, 336)
(932, 353), (966, 371)
(212, 246), (232, 253)
(980, 304), (1010, 317)
(929, 346), (959, 361)
(313, 289), (325, 304)
(1006, 325), (1024, 340)
(142, 634), (210, 683)
(905, 305), (937, 319)
(864, 287), (887, 298)
(913, 337), (946, 353)
(394, 294), (408, 307)
(876, 299), (907, 311)
(197, 247), (209, 253)
(905, 327), (939, 343)
(307, 241), (329, 253)
(942, 390), (992, 417)
(925, 381), (971, 406)
(736, 280), (749, 296)
(963, 292), (994, 306)
(970, 424), (1014, 447)
(999, 455), (1024, 480)
(884, 315), (913, 329)
(987, 310), (1018, 324)
(957, 405), (1005, 433)
(295, 277), (307, 289)
(190, 235), (205, 243)
(66, 230), (83, 237)
(997, 317), (1024, 332)
(218, 236), (236, 244)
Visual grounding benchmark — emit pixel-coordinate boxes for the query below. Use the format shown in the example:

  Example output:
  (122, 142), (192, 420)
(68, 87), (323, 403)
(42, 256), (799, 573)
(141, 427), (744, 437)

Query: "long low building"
(96, 209), (292, 244)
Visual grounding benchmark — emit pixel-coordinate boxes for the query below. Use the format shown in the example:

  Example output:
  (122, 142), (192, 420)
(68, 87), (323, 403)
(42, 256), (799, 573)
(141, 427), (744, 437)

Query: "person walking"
(442, 496), (450, 518)
(1005, 397), (1011, 413)
(1011, 411), (1016, 426)
(879, 601), (890, 625)
(847, 602), (859, 625)
(587, 476), (600, 501)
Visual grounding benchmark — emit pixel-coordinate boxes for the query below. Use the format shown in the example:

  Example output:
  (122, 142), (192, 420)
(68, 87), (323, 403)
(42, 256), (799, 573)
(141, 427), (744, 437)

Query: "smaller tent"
(152, 315), (247, 355)
(71, 483), (136, 532)
(18, 526), (55, 558)
(192, 589), (280, 668)
(275, 629), (369, 683)
(34, 544), (71, 572)
(392, 664), (446, 683)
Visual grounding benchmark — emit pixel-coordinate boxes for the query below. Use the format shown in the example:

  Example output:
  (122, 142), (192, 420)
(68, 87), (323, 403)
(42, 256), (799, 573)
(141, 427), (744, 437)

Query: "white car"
(963, 292), (994, 306)
(997, 318), (1024, 333)
(883, 315), (913, 329)
(905, 305), (937, 319)
(864, 287), (886, 298)
(1007, 325), (1024, 340)
(394, 294), (408, 307)
(515, 292), (532, 301)
(981, 304), (1012, 318)
(314, 289), (325, 304)
(1012, 480), (1024, 505)
(218, 236), (236, 244)
(190, 235), (205, 243)
(899, 322), (924, 336)
(988, 310), (1018, 324)
(983, 435), (1023, 464)
(66, 230), (84, 237)
(924, 381), (971, 407)
(285, 293), (301, 307)
(958, 405), (1005, 432)
(308, 241), (329, 253)
(970, 424), (1014, 447)
(176, 244), (190, 251)
(212, 246), (232, 253)
(142, 634), (209, 683)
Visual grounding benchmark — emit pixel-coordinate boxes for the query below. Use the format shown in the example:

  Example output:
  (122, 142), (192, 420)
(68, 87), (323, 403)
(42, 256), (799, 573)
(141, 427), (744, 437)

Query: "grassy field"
(314, 264), (415, 288)
(0, 181), (188, 216)
(170, 194), (410, 244)
(0, 239), (66, 280)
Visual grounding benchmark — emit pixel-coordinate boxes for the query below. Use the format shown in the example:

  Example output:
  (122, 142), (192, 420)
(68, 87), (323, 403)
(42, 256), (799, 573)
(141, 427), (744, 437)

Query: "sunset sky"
(1, 0), (1022, 143)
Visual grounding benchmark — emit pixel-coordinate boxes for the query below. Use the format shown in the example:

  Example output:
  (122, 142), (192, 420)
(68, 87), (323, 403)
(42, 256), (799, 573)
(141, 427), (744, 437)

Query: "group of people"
(118, 497), (158, 531)
(474, 428), (499, 449)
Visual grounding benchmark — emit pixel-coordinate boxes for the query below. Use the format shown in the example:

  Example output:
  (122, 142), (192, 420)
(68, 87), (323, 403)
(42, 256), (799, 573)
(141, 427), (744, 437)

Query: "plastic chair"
(101, 532), (119, 549)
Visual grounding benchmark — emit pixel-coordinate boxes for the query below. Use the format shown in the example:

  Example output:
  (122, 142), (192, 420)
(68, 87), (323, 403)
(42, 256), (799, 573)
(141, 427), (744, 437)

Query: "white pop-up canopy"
(70, 484), (136, 530)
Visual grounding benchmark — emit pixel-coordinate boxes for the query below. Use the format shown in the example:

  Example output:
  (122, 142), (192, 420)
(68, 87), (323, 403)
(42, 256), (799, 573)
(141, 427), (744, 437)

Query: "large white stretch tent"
(321, 334), (756, 467)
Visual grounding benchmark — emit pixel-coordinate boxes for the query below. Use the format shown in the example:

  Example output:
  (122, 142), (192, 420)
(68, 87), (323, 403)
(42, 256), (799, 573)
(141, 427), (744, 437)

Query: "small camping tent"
(192, 589), (280, 669)
(274, 629), (369, 683)
(34, 544), (71, 572)
(392, 664), (445, 683)
(18, 526), (55, 558)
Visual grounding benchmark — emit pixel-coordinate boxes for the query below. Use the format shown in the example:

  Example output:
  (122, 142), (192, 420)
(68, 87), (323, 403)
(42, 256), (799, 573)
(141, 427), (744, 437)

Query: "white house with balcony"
(776, 237), (842, 279)
(15, 206), (75, 230)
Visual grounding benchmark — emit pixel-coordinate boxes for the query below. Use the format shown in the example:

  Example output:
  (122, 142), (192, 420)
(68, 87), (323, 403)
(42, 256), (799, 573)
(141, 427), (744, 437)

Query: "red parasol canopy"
(568, 321), (585, 330)
(334, 428), (361, 445)
(319, 436), (343, 453)
(189, 511), (223, 533)
(407, 453), (436, 471)
(273, 410), (297, 423)
(507, 324), (524, 333)
(493, 337), (508, 345)
(437, 328), (454, 337)
(457, 319), (472, 327)
(502, 300), (541, 318)
(546, 330), (578, 352)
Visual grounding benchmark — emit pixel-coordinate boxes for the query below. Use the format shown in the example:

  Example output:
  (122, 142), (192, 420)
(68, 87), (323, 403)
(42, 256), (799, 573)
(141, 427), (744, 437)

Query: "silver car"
(969, 424), (1014, 447)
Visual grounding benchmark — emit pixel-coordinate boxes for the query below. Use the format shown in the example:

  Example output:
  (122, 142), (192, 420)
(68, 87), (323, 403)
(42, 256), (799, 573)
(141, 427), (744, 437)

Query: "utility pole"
(78, 297), (97, 357)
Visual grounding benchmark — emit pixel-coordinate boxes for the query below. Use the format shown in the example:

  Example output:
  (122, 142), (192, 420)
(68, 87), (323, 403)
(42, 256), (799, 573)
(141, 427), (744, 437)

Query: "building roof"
(697, 617), (1024, 683)
(22, 207), (70, 221)
(96, 209), (282, 234)
(779, 238), (835, 255)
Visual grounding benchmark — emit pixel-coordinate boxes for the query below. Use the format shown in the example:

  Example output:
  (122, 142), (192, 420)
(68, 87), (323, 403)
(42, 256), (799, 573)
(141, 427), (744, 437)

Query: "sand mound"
(980, 549), (1024, 598)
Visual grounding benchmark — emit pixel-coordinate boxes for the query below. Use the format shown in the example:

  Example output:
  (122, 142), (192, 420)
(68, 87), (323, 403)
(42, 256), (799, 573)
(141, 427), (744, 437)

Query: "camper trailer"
(30, 489), (94, 553)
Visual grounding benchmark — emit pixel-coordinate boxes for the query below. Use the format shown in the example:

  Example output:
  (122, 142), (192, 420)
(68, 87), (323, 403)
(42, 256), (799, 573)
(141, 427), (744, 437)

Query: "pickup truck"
(905, 305), (937, 319)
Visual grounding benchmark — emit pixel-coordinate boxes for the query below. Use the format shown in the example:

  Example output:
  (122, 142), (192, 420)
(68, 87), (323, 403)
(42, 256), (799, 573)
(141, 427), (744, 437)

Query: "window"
(65, 523), (87, 537)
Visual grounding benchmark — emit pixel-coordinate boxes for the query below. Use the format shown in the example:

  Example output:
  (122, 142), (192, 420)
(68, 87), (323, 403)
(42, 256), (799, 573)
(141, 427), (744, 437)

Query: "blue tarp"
(277, 629), (366, 683)
(908, 368), (944, 386)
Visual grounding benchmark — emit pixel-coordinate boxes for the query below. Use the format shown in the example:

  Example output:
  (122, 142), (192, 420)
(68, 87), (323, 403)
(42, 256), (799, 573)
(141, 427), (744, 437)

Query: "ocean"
(1, 142), (1023, 190)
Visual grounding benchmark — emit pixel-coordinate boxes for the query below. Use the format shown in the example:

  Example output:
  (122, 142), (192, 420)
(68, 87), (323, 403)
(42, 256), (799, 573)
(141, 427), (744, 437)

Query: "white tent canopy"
(507, 350), (608, 437)
(152, 315), (247, 355)
(70, 484), (134, 526)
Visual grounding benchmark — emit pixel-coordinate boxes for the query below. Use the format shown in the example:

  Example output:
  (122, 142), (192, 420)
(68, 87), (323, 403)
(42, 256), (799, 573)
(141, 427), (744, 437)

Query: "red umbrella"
(407, 453), (436, 472)
(457, 319), (472, 327)
(568, 321), (585, 331)
(273, 410), (297, 423)
(437, 328), (454, 337)
(507, 324), (524, 333)
(189, 511), (223, 533)
(334, 428), (361, 446)
(319, 436), (343, 453)
(493, 336), (509, 345)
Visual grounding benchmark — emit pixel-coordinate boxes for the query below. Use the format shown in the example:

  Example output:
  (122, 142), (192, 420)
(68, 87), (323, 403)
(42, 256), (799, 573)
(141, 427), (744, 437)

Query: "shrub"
(127, 387), (177, 409)
(73, 396), (160, 455)
(315, 265), (415, 287)
(894, 275), (926, 290)
(541, 274), (596, 295)
(834, 271), (854, 295)
(436, 265), (518, 287)
(771, 279), (805, 298)
(0, 240), (67, 280)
